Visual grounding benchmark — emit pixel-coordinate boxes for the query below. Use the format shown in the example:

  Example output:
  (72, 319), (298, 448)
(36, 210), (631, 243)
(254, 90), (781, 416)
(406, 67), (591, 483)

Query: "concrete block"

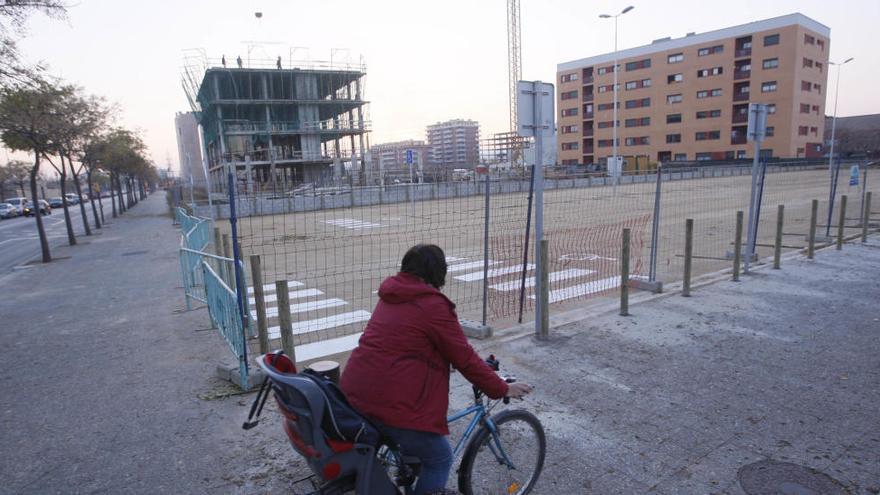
(629, 278), (663, 293)
(216, 361), (267, 391)
(460, 318), (492, 339)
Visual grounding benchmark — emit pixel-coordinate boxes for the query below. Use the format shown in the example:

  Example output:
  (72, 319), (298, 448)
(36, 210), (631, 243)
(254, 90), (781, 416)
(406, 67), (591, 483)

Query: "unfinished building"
(183, 53), (370, 194)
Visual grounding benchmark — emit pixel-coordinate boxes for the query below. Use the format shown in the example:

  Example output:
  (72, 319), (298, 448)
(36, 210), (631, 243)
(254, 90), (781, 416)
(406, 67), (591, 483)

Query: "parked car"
(64, 193), (80, 205)
(0, 202), (19, 219)
(48, 197), (65, 208)
(7, 197), (28, 215)
(23, 199), (51, 216)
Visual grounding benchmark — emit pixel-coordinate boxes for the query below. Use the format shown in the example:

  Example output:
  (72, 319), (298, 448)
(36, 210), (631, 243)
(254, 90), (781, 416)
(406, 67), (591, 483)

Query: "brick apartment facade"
(369, 139), (431, 181)
(426, 119), (481, 171)
(556, 13), (830, 166)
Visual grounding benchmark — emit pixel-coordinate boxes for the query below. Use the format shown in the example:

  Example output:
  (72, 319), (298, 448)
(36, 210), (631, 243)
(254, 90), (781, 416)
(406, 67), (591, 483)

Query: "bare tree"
(1, 159), (29, 198)
(0, 1), (67, 88)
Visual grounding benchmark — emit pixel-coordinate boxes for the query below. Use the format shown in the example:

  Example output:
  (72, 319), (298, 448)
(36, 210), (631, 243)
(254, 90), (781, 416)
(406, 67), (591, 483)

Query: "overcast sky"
(6, 0), (879, 170)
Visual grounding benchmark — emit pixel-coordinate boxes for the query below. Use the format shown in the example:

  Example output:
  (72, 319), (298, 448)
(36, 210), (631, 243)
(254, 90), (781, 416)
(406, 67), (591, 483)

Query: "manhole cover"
(121, 250), (149, 256)
(738, 460), (845, 495)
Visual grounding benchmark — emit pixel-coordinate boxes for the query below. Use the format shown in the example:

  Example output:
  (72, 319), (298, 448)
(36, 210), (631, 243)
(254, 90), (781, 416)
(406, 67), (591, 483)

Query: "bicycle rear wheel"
(457, 409), (545, 495)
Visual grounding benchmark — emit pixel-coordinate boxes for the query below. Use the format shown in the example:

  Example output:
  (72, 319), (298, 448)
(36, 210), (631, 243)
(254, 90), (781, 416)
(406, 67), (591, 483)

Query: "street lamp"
(825, 57), (854, 237)
(599, 6), (634, 180)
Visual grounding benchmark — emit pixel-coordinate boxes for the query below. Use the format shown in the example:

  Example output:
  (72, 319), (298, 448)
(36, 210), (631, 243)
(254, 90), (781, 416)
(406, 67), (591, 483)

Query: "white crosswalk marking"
(252, 298), (347, 319)
(248, 288), (323, 305)
(295, 333), (364, 362)
(247, 281), (304, 294)
(324, 218), (384, 229)
(446, 260), (501, 273)
(267, 310), (372, 339)
(489, 269), (595, 291)
(530, 276), (621, 303)
(454, 264), (536, 282)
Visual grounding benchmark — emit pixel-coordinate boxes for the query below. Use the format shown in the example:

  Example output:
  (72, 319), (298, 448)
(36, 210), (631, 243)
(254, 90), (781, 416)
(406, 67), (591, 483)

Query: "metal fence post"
(517, 165), (536, 324)
(733, 211), (743, 281)
(221, 233), (232, 286)
(538, 239), (549, 339)
(863, 192), (872, 243)
(774, 205), (784, 269)
(227, 171), (248, 380)
(648, 162), (662, 283)
(825, 159), (841, 238)
(481, 171), (490, 327)
(250, 255), (269, 355)
(808, 199), (818, 259)
(837, 194), (847, 250)
(620, 228), (630, 316)
(276, 280), (296, 361)
(683, 219), (693, 297)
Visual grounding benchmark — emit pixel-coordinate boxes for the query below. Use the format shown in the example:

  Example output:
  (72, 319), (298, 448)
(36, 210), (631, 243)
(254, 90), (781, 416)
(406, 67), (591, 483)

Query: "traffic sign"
(405, 149), (414, 165)
(747, 103), (768, 143)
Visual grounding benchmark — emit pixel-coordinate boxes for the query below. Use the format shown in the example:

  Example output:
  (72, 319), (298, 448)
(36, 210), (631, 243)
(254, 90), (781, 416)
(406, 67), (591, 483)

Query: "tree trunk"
(30, 153), (50, 262)
(68, 156), (91, 236)
(110, 172), (117, 218)
(19, 181), (26, 197)
(57, 155), (76, 246)
(86, 167), (101, 229)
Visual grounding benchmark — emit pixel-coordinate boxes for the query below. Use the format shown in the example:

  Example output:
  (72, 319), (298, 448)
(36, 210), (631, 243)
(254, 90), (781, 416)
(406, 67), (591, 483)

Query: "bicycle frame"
(446, 396), (517, 469)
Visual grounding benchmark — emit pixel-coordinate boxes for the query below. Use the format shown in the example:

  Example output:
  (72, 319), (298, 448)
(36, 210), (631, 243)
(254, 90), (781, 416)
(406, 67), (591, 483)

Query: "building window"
(696, 152), (713, 161)
(696, 88), (722, 99)
(561, 107), (578, 117)
(667, 53), (684, 64)
(803, 58), (814, 68)
(804, 34), (815, 45)
(811, 104), (820, 114)
(800, 103), (810, 114)
(561, 125), (579, 134)
(817, 39), (825, 50)
(667, 73), (683, 84)
(696, 109), (722, 119)
(763, 58), (779, 69)
(625, 97), (650, 109)
(561, 72), (579, 83)
(816, 62), (823, 72)
(814, 83), (822, 94)
(810, 126), (818, 136)
(764, 34), (780, 46)
(562, 159), (579, 165)
(625, 59), (651, 71)
(801, 81), (812, 91)
(624, 136), (649, 146)
(667, 94), (683, 104)
(767, 104), (776, 114)
(624, 78), (651, 90)
(597, 120), (618, 129)
(697, 44), (724, 56)
(697, 67), (723, 78)
(695, 130), (721, 141)
(798, 126), (808, 136)
(597, 139), (617, 148)
(561, 90), (578, 100)
(561, 142), (579, 150)
(674, 153), (687, 161)
(761, 81), (777, 93)
(666, 134), (682, 143)
(624, 117), (650, 127)
(597, 102), (618, 111)
(598, 84), (616, 93)
(666, 113), (682, 124)
(765, 126), (775, 137)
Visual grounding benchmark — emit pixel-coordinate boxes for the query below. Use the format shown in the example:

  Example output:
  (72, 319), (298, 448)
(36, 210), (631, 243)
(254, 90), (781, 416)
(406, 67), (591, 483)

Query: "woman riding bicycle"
(341, 244), (532, 495)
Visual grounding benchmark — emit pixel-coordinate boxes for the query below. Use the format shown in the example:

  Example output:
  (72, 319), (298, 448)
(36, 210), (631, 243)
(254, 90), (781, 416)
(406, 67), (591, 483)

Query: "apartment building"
(426, 119), (480, 171)
(556, 13), (830, 166)
(174, 111), (205, 188)
(369, 139), (431, 182)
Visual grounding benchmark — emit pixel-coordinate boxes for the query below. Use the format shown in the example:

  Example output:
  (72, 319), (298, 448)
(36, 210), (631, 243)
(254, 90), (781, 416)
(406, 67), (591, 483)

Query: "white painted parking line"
(294, 333), (363, 362)
(248, 288), (323, 305)
(254, 298), (347, 319)
(324, 218), (384, 229)
(247, 280), (304, 294)
(445, 256), (467, 263)
(454, 264), (535, 282)
(267, 310), (372, 339)
(489, 269), (595, 291)
(530, 276), (621, 303)
(446, 260), (501, 273)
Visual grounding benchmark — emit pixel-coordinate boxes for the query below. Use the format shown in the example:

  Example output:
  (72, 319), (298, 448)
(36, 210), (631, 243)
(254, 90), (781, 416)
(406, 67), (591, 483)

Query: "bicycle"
(245, 352), (546, 495)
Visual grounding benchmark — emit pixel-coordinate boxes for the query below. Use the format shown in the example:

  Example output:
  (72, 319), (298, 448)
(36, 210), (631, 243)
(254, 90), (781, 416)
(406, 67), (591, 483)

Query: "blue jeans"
(379, 424), (454, 495)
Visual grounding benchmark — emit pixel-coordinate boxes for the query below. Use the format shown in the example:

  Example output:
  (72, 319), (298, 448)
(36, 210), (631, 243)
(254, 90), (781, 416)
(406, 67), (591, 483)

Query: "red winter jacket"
(341, 272), (509, 435)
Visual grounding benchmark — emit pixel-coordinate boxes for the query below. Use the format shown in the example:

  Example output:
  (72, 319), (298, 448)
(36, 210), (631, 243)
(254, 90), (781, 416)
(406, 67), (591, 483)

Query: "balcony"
(584, 111), (594, 119)
(732, 113), (748, 124)
(731, 136), (747, 145)
(582, 76), (594, 84)
(733, 93), (750, 102)
(583, 93), (594, 102)
(584, 129), (594, 137)
(583, 146), (595, 154)
(734, 70), (751, 80)
(735, 48), (752, 58)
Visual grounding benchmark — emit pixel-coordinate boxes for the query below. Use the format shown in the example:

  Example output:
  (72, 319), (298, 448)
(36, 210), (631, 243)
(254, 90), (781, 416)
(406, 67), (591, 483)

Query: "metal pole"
(808, 199), (818, 259)
(863, 192), (872, 243)
(249, 255), (269, 355)
(228, 172), (248, 377)
(683, 219), (693, 297)
(648, 162), (662, 282)
(744, 139), (761, 273)
(533, 81), (545, 338)
(825, 159), (841, 238)
(539, 239), (549, 339)
(860, 163), (868, 226)
(611, 15), (619, 192)
(620, 228), (630, 316)
(837, 194), (847, 250)
(481, 172), (490, 326)
(276, 280), (296, 361)
(517, 164), (536, 324)
(773, 205), (784, 269)
(733, 211), (743, 281)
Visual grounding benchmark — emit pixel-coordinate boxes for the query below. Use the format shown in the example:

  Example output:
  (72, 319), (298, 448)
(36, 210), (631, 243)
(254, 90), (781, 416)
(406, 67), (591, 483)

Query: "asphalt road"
(0, 203), (99, 273)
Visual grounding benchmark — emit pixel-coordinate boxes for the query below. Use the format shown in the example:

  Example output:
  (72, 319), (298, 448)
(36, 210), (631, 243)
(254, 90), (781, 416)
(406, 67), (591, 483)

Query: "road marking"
(294, 333), (364, 362)
(454, 264), (535, 282)
(247, 280), (304, 294)
(254, 298), (347, 319)
(248, 288), (323, 305)
(324, 218), (384, 229)
(490, 269), (596, 291)
(267, 310), (372, 339)
(530, 276), (621, 303)
(445, 256), (466, 262)
(446, 260), (501, 273)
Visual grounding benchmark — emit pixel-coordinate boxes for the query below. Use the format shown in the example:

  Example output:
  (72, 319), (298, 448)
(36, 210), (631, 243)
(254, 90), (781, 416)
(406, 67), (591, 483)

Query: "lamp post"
(825, 57), (854, 237)
(599, 6), (634, 181)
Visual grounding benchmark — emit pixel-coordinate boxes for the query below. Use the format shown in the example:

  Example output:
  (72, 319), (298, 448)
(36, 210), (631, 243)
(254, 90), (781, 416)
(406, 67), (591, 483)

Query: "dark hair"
(401, 244), (448, 289)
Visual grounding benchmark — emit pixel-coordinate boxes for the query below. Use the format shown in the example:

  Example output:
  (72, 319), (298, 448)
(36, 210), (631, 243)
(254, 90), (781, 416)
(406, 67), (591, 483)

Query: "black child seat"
(247, 352), (400, 494)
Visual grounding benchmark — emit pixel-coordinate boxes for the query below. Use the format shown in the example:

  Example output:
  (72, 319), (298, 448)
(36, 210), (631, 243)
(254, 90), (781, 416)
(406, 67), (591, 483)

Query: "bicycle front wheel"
(457, 409), (546, 495)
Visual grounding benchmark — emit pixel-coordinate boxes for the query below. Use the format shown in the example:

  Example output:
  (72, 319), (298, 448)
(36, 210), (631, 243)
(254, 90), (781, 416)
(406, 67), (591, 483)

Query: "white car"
(0, 202), (18, 219)
(6, 197), (28, 215)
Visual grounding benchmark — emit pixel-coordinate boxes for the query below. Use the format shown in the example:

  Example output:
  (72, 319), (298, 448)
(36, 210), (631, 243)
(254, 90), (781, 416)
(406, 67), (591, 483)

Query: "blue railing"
(202, 260), (249, 389)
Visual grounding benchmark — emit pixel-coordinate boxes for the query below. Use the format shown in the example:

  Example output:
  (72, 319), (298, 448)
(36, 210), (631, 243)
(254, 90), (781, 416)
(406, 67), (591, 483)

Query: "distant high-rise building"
(174, 111), (205, 188)
(557, 13), (830, 165)
(369, 139), (431, 182)
(426, 119), (480, 174)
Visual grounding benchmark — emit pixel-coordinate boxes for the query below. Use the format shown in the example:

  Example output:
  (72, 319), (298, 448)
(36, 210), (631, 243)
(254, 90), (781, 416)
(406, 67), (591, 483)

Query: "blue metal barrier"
(202, 260), (249, 389)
